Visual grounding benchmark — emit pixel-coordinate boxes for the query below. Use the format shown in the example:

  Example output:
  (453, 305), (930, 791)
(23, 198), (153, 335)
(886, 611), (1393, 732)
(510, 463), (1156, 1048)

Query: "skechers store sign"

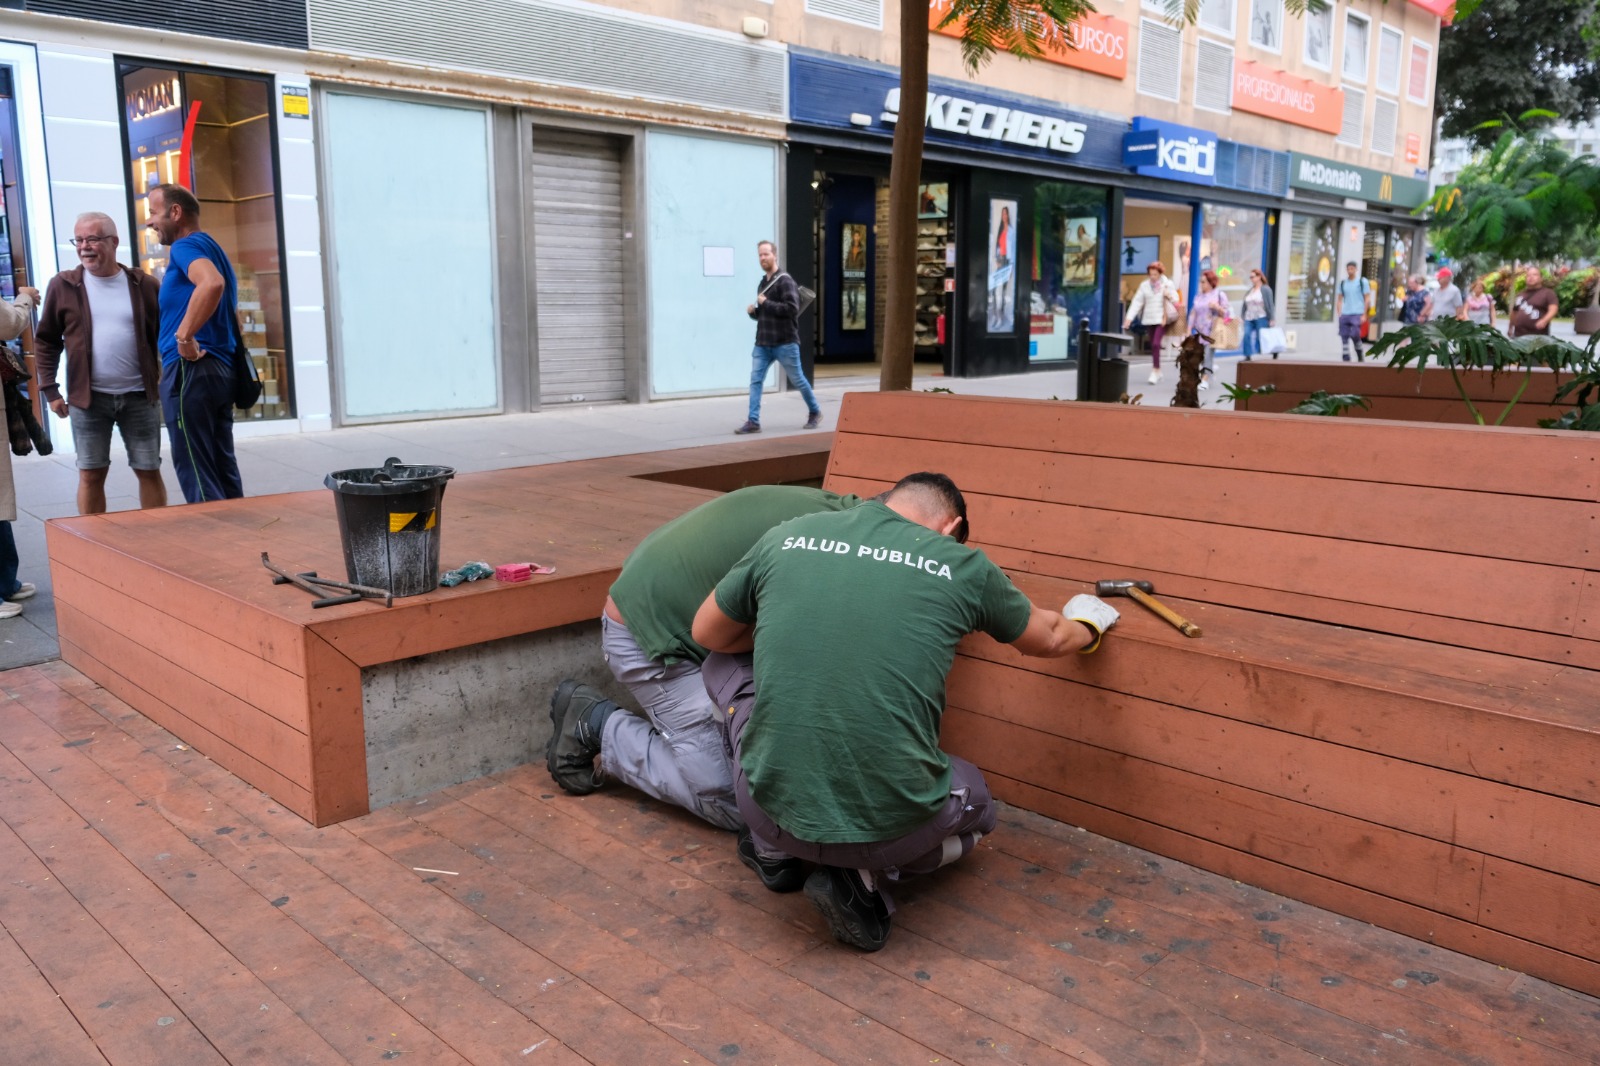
(1122, 118), (1218, 186)
(789, 49), (1125, 172)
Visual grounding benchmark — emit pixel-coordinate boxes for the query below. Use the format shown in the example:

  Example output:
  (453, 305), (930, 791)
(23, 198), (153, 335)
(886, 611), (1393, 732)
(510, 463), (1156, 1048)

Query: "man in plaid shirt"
(737, 240), (823, 434)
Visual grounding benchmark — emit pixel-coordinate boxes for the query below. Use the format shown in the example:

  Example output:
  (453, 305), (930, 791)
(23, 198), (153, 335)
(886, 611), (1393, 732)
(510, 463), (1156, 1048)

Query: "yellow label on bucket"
(389, 509), (436, 533)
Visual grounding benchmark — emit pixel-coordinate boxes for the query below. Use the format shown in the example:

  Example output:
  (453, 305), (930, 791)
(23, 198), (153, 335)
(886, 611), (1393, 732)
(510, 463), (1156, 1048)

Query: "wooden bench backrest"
(823, 392), (1600, 669)
(1236, 361), (1578, 427)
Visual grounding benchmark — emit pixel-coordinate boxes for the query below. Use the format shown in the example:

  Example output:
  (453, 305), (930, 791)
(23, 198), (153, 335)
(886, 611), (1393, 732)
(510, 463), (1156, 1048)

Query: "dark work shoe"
(737, 827), (807, 893)
(803, 411), (822, 429)
(734, 419), (762, 435)
(804, 866), (891, 951)
(546, 680), (616, 795)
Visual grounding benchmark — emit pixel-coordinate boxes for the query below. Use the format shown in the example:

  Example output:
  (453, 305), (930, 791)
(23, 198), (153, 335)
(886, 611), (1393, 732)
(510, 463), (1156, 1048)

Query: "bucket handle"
(372, 456), (403, 485)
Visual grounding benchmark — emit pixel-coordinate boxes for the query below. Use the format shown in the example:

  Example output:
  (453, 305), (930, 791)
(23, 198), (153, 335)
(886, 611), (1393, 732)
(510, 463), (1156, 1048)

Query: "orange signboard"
(1232, 61), (1343, 135)
(1405, 133), (1422, 165)
(1406, 0), (1456, 24)
(929, 1), (1129, 81)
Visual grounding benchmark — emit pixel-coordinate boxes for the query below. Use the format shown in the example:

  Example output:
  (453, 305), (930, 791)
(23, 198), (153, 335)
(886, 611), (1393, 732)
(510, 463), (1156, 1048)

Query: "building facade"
(0, 0), (1447, 438)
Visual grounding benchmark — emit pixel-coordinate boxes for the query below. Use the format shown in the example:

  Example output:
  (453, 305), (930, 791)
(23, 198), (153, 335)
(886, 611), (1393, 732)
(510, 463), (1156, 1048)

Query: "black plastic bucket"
(325, 457), (455, 598)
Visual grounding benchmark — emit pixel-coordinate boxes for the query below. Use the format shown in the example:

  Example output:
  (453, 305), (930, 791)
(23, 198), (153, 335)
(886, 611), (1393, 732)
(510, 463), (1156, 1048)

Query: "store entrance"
(1119, 197), (1195, 358)
(0, 66), (46, 432)
(807, 167), (952, 380)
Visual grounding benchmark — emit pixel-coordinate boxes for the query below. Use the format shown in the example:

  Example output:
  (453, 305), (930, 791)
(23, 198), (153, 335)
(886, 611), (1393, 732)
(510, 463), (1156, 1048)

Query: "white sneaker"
(7, 582), (36, 601)
(0, 600), (21, 619)
(1198, 379), (1210, 391)
(1148, 369), (1162, 384)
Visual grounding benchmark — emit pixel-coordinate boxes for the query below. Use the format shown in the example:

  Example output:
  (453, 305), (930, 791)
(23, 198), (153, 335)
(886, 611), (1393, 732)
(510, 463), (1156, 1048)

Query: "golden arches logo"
(1379, 174), (1394, 201)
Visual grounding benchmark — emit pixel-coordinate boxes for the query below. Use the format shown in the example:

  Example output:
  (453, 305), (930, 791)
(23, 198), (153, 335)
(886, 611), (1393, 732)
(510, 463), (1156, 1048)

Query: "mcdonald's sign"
(1287, 153), (1429, 209)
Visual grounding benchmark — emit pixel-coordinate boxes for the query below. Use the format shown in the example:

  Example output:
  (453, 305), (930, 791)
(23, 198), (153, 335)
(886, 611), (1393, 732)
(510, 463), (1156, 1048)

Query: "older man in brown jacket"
(35, 211), (166, 514)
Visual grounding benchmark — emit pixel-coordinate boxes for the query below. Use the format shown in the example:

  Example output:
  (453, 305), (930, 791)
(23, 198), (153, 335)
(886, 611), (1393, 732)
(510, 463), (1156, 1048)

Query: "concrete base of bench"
(1236, 359), (1578, 426)
(46, 435), (830, 826)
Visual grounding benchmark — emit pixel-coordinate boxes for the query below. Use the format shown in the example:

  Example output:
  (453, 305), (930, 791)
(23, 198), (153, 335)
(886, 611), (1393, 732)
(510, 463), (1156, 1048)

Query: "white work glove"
(1065, 594), (1119, 654)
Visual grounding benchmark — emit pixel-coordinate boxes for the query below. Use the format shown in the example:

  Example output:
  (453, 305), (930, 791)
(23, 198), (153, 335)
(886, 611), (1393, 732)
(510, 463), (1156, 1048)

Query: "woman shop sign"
(929, 0), (1129, 81)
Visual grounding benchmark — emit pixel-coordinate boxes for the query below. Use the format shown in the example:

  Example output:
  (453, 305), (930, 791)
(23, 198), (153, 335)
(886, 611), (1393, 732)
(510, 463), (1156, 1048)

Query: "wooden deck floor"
(4, 661), (1599, 1066)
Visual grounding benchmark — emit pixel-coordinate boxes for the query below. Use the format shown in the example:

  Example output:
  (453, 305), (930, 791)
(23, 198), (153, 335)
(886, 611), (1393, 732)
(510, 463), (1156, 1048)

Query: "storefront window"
(121, 64), (293, 420)
(1388, 227), (1416, 314)
(1032, 182), (1107, 362)
(1200, 203), (1267, 311)
(1287, 215), (1337, 322)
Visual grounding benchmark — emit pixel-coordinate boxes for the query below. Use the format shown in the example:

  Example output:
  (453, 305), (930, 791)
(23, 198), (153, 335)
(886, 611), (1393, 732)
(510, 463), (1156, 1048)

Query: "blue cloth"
(1338, 277), (1370, 316)
(747, 342), (820, 424)
(1242, 317), (1264, 359)
(160, 356), (242, 504)
(158, 232), (238, 370)
(0, 521), (18, 599)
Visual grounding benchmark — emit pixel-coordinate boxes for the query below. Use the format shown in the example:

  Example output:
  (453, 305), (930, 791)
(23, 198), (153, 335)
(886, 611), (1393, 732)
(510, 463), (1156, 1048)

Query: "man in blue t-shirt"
(146, 183), (243, 503)
(1336, 262), (1371, 362)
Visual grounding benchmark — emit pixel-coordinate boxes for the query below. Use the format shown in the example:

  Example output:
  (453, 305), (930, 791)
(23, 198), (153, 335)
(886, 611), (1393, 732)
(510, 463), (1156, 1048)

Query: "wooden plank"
(59, 636), (314, 821)
(0, 924), (112, 1066)
(1237, 360), (1578, 402)
(994, 773), (1600, 1000)
(51, 564), (310, 732)
(1480, 856), (1600, 964)
(830, 391), (1600, 500)
(946, 659), (1600, 886)
(57, 603), (313, 790)
(303, 632), (368, 826)
(825, 431), (1596, 568)
(941, 711), (1489, 921)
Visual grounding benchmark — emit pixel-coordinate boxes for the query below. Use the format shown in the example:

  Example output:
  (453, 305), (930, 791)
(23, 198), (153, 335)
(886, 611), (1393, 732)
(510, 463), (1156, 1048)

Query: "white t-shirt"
(81, 268), (144, 394)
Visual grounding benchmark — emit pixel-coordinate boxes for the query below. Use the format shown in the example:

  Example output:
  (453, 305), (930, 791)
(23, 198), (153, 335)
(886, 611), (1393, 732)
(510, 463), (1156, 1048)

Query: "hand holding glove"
(1064, 594), (1119, 654)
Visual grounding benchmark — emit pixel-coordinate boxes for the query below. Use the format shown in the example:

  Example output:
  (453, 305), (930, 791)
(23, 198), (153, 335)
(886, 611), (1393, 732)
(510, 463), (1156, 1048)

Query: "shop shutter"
(1337, 87), (1366, 148)
(26, 0), (308, 48)
(804, 0), (882, 29)
(529, 130), (628, 405)
(1195, 39), (1233, 114)
(1372, 97), (1398, 157)
(1137, 19), (1183, 102)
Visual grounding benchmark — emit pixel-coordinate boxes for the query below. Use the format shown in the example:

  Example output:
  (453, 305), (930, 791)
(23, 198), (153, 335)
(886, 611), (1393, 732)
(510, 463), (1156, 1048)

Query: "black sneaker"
(546, 680), (615, 795)
(803, 411), (822, 430)
(804, 866), (891, 951)
(734, 419), (762, 434)
(737, 827), (807, 893)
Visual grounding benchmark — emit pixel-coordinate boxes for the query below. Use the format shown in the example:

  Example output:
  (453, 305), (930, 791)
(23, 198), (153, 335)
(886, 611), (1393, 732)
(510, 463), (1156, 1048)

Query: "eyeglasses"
(70, 236), (113, 248)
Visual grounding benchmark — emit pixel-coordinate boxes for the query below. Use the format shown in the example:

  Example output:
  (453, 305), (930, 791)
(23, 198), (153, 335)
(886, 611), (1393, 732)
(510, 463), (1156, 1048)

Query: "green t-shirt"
(714, 502), (1033, 844)
(609, 485), (862, 665)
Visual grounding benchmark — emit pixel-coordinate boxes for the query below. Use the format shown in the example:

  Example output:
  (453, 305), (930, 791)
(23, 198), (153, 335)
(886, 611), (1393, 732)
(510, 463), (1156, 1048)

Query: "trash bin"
(1094, 357), (1130, 403)
(325, 457), (456, 598)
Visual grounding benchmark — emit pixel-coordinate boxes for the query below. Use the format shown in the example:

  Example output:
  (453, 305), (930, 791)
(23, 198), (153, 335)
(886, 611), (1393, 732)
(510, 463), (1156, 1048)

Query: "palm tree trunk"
(878, 13), (929, 392)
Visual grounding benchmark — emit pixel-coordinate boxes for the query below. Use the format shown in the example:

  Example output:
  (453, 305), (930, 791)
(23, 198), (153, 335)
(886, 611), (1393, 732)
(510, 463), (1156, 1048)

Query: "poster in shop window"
(1063, 217), (1098, 286)
(841, 222), (868, 331)
(987, 199), (1017, 333)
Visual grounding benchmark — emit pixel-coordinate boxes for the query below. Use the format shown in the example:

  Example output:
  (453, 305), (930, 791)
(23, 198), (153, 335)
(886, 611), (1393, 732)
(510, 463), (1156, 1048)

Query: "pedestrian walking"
(1123, 261), (1181, 384)
(1509, 267), (1559, 337)
(0, 285), (42, 618)
(735, 240), (821, 435)
(145, 183), (244, 504)
(35, 212), (168, 514)
(1336, 262), (1371, 361)
(1186, 269), (1229, 390)
(1240, 268), (1275, 360)
(1401, 276), (1432, 325)
(1465, 279), (1496, 328)
(1432, 268), (1466, 322)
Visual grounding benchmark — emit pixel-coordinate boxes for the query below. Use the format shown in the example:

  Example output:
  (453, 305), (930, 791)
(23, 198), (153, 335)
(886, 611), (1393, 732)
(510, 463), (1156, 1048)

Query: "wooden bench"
(822, 390), (1600, 998)
(45, 434), (830, 827)
(1236, 359), (1578, 426)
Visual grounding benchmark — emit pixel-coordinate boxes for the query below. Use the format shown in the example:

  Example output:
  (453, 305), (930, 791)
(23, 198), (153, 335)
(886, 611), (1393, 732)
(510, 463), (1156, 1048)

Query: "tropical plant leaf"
(1287, 391), (1371, 417)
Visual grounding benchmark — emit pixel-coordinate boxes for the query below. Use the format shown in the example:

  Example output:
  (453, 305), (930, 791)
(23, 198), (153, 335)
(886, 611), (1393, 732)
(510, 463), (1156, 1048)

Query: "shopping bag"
(1258, 326), (1288, 354)
(1210, 317), (1241, 349)
(1359, 314), (1371, 341)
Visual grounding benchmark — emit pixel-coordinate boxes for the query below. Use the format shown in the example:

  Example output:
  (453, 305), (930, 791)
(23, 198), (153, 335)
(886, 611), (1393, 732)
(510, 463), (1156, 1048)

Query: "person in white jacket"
(1123, 262), (1181, 384)
(0, 285), (41, 621)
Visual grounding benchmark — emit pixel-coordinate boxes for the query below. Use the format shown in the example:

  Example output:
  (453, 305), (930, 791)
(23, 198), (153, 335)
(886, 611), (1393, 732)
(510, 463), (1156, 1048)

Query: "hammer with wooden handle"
(1095, 579), (1203, 638)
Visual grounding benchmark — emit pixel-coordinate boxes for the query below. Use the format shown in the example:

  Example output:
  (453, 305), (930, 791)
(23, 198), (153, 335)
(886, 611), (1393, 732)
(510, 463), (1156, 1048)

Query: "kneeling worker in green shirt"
(692, 472), (1119, 952)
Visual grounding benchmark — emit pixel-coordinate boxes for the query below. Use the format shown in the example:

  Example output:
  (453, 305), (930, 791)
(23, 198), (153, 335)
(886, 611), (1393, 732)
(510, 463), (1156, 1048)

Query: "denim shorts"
(69, 389), (163, 471)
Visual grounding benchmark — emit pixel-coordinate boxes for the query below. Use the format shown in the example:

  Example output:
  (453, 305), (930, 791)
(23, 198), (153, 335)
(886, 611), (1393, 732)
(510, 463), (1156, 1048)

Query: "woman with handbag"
(1123, 261), (1182, 384)
(1241, 268), (1275, 360)
(1186, 270), (1231, 391)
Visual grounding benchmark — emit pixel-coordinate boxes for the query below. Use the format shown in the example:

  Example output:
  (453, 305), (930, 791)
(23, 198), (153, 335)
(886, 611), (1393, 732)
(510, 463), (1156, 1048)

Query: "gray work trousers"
(597, 614), (742, 831)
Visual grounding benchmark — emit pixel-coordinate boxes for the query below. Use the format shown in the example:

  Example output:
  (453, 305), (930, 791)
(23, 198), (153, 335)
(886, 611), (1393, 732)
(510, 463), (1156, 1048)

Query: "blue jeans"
(1242, 317), (1266, 359)
(748, 342), (820, 424)
(0, 521), (18, 598)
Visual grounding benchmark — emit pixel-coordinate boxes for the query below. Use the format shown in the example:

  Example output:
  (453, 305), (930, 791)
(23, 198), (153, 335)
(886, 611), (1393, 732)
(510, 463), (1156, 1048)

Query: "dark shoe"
(803, 411), (822, 430)
(546, 680), (616, 795)
(734, 419), (762, 434)
(737, 827), (807, 893)
(804, 866), (890, 951)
